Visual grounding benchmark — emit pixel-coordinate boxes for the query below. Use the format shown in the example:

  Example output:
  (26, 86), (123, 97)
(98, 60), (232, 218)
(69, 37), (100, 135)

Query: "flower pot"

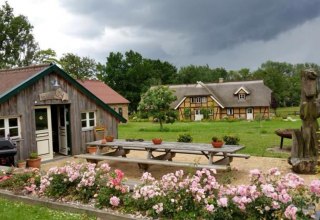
(17, 161), (26, 168)
(87, 146), (98, 154)
(212, 141), (224, 148)
(101, 139), (107, 144)
(26, 157), (41, 169)
(105, 136), (114, 142)
(152, 138), (162, 145)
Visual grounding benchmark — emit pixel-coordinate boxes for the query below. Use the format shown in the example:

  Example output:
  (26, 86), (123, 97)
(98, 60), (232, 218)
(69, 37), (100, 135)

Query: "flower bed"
(0, 163), (319, 219)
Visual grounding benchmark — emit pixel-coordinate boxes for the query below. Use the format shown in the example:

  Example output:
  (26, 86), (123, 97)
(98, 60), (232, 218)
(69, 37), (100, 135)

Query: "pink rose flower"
(109, 196), (120, 207)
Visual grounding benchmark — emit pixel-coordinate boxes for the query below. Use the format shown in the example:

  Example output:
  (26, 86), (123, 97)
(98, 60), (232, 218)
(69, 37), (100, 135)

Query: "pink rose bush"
(38, 162), (129, 205)
(126, 167), (320, 219)
(0, 164), (319, 219)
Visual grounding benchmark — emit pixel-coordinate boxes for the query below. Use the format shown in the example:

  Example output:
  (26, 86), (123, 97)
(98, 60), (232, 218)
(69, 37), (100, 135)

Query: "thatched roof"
(169, 80), (272, 109)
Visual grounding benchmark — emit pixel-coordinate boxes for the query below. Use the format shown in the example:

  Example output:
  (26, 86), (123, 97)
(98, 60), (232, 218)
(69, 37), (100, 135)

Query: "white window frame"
(201, 97), (207, 103)
(191, 97), (203, 103)
(0, 117), (21, 139)
(81, 111), (96, 131)
(239, 93), (246, 100)
(226, 108), (234, 116)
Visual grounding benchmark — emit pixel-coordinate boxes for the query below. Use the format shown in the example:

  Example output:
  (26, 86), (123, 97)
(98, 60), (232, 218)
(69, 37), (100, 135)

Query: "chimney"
(218, 78), (224, 83)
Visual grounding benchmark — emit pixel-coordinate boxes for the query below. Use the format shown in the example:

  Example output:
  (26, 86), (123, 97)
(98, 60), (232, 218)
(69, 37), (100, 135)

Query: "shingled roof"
(77, 79), (129, 105)
(169, 80), (272, 109)
(0, 64), (126, 123)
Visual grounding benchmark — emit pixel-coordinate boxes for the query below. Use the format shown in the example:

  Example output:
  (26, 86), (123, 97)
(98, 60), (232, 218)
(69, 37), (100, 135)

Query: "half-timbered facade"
(0, 64), (126, 162)
(169, 80), (272, 121)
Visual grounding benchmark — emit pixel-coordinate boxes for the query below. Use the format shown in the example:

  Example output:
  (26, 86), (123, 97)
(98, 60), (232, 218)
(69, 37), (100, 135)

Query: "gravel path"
(41, 152), (320, 185)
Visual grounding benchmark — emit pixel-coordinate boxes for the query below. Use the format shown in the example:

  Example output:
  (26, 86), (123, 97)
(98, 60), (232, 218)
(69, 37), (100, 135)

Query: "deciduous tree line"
(1, 2), (319, 113)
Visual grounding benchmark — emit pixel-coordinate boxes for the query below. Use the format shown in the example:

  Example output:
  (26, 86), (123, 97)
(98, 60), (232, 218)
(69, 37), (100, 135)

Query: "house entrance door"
(194, 109), (203, 121)
(58, 105), (69, 155)
(35, 106), (53, 161)
(246, 108), (253, 120)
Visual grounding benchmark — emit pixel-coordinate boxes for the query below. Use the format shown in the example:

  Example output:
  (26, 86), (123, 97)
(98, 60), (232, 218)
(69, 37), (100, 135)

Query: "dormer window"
(234, 86), (250, 101)
(239, 93), (246, 100)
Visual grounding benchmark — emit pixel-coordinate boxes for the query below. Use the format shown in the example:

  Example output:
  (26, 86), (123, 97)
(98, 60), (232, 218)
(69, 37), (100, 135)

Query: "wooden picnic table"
(76, 139), (247, 171)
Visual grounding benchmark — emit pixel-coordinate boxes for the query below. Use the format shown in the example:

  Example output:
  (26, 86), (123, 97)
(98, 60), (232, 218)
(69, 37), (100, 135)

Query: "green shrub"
(222, 135), (240, 145)
(177, 134), (193, 143)
(29, 152), (38, 159)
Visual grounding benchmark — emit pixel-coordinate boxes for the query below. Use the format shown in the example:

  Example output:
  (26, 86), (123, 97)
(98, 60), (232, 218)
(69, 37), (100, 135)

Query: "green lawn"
(119, 119), (303, 158)
(0, 197), (95, 220)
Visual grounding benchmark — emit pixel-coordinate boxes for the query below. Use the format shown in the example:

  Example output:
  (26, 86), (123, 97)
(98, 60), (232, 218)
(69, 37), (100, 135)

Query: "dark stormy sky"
(4, 0), (320, 70)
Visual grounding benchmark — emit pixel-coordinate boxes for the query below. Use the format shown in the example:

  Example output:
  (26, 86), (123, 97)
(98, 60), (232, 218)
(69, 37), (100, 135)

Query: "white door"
(35, 106), (53, 161)
(194, 109), (203, 121)
(58, 106), (68, 155)
(246, 108), (254, 120)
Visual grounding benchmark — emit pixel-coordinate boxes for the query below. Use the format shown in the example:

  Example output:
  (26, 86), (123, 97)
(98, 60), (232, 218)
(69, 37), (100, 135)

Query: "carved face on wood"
(301, 69), (318, 99)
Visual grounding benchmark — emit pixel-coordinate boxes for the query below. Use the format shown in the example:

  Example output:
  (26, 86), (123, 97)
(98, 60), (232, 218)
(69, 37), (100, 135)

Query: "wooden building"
(0, 64), (126, 161)
(169, 80), (272, 121)
(77, 79), (130, 121)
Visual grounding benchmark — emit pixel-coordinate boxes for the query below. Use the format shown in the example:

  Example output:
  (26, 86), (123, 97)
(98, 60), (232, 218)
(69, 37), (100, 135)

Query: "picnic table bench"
(75, 139), (249, 171)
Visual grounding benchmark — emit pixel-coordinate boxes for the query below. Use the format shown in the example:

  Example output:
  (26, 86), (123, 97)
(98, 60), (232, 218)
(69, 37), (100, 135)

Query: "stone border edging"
(0, 189), (143, 220)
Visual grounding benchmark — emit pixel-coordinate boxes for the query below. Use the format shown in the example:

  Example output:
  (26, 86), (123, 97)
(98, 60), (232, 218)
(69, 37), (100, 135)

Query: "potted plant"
(152, 138), (162, 145)
(87, 146), (98, 154)
(17, 160), (26, 168)
(26, 152), (41, 169)
(211, 136), (224, 148)
(177, 133), (193, 143)
(105, 135), (114, 142)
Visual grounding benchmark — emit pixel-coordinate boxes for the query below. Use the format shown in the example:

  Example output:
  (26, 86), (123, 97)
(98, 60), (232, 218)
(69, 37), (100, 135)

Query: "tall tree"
(97, 50), (177, 113)
(0, 2), (39, 68)
(60, 53), (97, 79)
(176, 65), (227, 84)
(138, 86), (177, 130)
(33, 48), (58, 64)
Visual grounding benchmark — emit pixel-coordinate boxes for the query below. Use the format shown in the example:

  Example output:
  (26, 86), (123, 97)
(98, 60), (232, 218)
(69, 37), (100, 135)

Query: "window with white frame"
(81, 112), (96, 130)
(226, 108), (233, 116)
(191, 97), (205, 103)
(0, 117), (20, 139)
(238, 93), (246, 100)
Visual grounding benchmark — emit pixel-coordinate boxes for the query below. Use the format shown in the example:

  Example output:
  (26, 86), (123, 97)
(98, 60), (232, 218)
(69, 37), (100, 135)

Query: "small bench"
(74, 154), (229, 171)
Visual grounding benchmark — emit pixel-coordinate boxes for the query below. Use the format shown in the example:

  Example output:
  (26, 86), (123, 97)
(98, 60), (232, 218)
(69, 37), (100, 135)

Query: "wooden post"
(289, 69), (319, 174)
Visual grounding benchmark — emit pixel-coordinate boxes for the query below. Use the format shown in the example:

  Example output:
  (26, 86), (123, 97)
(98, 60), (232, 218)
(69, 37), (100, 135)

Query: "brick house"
(77, 79), (130, 121)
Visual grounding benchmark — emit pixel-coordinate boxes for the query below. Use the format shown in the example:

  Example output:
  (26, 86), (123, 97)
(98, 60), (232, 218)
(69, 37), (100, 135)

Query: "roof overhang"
(174, 97), (187, 109)
(210, 95), (224, 108)
(0, 64), (127, 123)
(234, 86), (250, 95)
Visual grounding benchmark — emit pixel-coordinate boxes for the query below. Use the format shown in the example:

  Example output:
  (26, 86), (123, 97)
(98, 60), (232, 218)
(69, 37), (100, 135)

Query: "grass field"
(119, 118), (303, 158)
(0, 197), (95, 220)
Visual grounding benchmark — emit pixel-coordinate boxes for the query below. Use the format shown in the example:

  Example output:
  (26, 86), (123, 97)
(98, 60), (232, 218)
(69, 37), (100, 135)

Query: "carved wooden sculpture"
(289, 69), (320, 173)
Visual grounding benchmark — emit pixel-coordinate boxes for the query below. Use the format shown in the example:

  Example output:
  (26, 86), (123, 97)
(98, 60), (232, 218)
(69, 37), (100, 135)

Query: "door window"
(35, 108), (48, 130)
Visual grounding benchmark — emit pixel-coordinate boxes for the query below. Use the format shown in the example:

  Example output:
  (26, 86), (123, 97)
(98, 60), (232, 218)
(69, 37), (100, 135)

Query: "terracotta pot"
(105, 136), (114, 142)
(152, 138), (162, 145)
(87, 146), (98, 154)
(17, 161), (26, 168)
(212, 141), (224, 148)
(27, 158), (41, 169)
